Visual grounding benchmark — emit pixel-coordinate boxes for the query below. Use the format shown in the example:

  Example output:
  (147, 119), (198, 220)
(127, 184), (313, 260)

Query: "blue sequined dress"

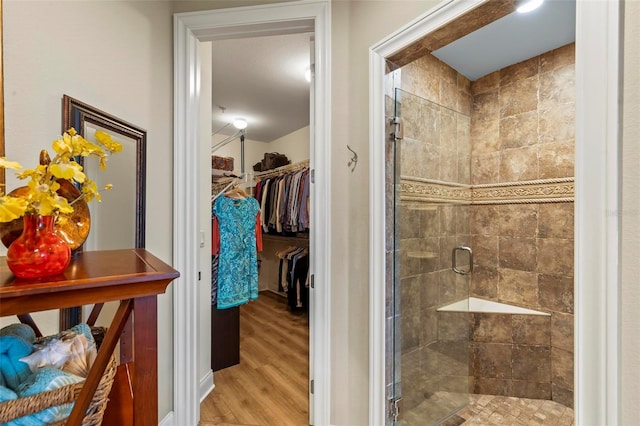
(213, 195), (261, 309)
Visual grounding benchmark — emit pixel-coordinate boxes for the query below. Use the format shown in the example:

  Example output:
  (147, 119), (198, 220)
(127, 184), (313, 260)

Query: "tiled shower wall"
(468, 43), (575, 407)
(386, 42), (576, 415)
(392, 53), (473, 421)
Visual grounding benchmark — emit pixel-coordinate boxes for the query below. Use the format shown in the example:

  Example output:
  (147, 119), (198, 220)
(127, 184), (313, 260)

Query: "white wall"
(211, 126), (308, 178)
(267, 126), (310, 164)
(330, 1), (440, 423)
(2, 0), (175, 419)
(621, 0), (640, 422)
(199, 41), (214, 398)
(212, 134), (269, 177)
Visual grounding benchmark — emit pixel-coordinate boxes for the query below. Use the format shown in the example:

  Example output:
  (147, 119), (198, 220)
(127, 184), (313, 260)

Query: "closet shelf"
(407, 251), (438, 259)
(254, 159), (310, 179)
(263, 234), (310, 243)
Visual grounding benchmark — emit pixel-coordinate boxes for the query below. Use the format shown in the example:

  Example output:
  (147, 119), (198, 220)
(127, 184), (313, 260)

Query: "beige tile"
(471, 118), (500, 154)
(471, 342), (513, 379)
(499, 238), (538, 272)
(441, 108), (458, 148)
(472, 71), (500, 95)
(401, 58), (440, 103)
(471, 205), (500, 236)
(512, 380), (551, 400)
(539, 65), (575, 110)
(440, 148), (459, 182)
(399, 137), (420, 177)
(471, 377), (513, 396)
(459, 91), (473, 116)
(500, 111), (539, 149)
(419, 142), (442, 181)
(457, 114), (472, 155)
(512, 315), (551, 346)
(551, 347), (574, 390)
(538, 203), (574, 239)
(500, 56), (540, 86)
(471, 266), (499, 299)
(500, 147), (539, 182)
(537, 238), (574, 275)
(472, 234), (499, 268)
(398, 203), (422, 239)
(458, 154), (472, 185)
(456, 205), (471, 235)
(500, 77), (538, 118)
(458, 72), (472, 95)
(553, 385), (575, 410)
(499, 204), (539, 238)
(539, 274), (574, 314)
(539, 102), (575, 144)
(472, 152), (500, 184)
(512, 345), (551, 382)
(438, 311), (469, 341)
(551, 312), (574, 353)
(400, 275), (422, 351)
(472, 91), (500, 123)
(441, 79), (460, 112)
(538, 140), (575, 179)
(419, 272), (440, 310)
(540, 43), (576, 74)
(498, 268), (539, 306)
(471, 313), (513, 343)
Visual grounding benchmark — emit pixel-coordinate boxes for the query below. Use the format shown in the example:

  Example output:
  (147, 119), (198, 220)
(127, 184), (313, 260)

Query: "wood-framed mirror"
(62, 95), (146, 250)
(61, 95), (147, 329)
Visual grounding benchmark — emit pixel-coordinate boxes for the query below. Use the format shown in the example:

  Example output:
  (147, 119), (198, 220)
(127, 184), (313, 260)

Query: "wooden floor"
(200, 291), (309, 426)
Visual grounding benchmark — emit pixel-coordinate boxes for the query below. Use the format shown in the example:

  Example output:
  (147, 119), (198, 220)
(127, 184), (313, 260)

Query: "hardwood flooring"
(200, 291), (309, 426)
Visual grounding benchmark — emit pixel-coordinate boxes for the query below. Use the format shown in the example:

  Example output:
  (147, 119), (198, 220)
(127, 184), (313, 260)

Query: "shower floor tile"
(456, 394), (575, 425)
(401, 392), (574, 425)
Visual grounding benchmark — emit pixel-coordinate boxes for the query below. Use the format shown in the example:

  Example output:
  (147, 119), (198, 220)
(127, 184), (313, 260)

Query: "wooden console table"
(0, 249), (179, 426)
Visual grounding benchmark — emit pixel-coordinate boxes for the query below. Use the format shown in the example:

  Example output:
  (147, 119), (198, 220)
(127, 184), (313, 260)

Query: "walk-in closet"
(200, 32), (313, 426)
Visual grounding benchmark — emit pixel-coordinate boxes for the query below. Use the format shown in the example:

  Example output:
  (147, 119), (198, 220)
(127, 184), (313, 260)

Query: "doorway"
(369, 0), (622, 424)
(173, 2), (331, 425)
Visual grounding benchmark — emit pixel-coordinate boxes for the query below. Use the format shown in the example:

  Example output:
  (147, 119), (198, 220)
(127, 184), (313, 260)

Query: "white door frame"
(369, 0), (622, 424)
(173, 2), (331, 425)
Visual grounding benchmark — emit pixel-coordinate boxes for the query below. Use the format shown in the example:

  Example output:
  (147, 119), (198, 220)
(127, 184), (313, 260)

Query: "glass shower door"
(390, 87), (472, 425)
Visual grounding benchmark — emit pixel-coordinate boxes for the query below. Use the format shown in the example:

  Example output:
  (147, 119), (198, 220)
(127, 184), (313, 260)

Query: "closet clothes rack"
(211, 172), (253, 203)
(275, 245), (309, 311)
(253, 159), (310, 180)
(253, 160), (311, 236)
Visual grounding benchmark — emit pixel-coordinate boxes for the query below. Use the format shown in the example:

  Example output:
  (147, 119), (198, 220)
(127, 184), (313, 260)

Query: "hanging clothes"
(275, 246), (309, 311)
(212, 194), (263, 309)
(254, 167), (310, 235)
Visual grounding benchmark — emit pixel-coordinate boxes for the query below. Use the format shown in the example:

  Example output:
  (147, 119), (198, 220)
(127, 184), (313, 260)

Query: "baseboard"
(158, 372), (212, 426)
(159, 410), (174, 426)
(200, 369), (215, 402)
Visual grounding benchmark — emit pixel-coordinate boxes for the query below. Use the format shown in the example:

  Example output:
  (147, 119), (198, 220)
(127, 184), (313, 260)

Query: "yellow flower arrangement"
(0, 128), (122, 223)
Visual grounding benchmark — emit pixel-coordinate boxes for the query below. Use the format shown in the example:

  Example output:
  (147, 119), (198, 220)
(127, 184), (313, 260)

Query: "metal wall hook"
(347, 145), (358, 172)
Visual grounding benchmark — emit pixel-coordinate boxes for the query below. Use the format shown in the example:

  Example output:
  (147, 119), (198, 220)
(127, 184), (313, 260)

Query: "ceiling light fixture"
(516, 0), (544, 13)
(233, 118), (248, 130)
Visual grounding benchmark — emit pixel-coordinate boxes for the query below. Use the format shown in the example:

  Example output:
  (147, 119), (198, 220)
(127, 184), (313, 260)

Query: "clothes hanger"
(225, 187), (248, 199)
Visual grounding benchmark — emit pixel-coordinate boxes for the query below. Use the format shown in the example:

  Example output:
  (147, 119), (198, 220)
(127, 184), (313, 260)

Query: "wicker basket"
(0, 353), (117, 425)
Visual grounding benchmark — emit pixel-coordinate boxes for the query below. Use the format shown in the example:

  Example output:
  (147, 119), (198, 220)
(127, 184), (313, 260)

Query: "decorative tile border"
(399, 178), (471, 203)
(399, 177), (574, 205)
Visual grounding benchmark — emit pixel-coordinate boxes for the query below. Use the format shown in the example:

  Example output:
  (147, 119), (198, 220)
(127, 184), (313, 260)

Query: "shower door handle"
(452, 246), (473, 275)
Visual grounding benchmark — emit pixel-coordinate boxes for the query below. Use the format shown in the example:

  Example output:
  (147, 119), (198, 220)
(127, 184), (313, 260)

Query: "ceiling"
(210, 33), (312, 143)
(431, 0), (575, 81)
(208, 0), (575, 143)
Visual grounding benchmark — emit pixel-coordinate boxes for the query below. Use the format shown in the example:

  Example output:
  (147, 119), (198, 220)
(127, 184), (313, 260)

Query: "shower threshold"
(401, 393), (574, 425)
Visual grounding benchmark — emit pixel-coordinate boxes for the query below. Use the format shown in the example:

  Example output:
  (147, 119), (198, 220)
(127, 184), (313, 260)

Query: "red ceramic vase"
(6, 215), (71, 279)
